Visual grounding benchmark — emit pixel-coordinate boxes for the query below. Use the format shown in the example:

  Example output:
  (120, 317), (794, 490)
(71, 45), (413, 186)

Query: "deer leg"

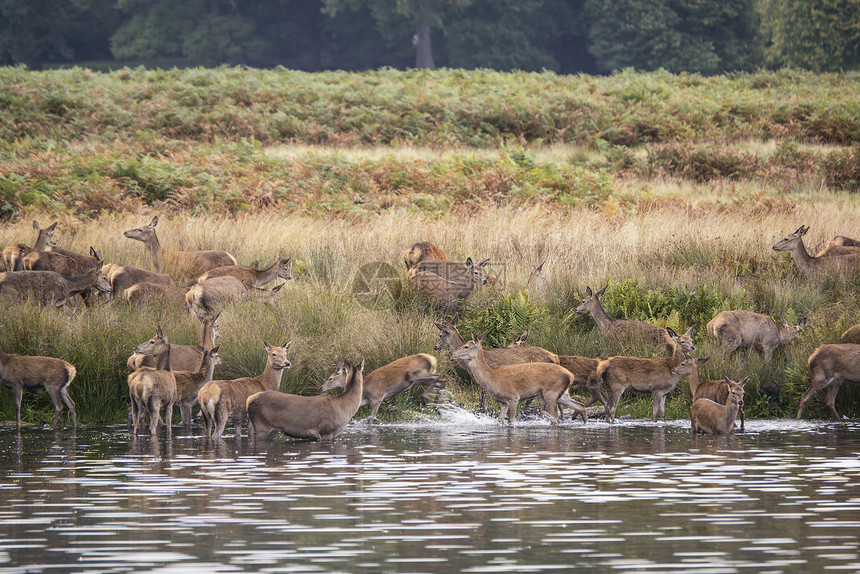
(180, 403), (192, 428)
(13, 385), (23, 429)
(739, 405), (745, 431)
(165, 401), (174, 436)
(558, 393), (588, 423)
(824, 378), (844, 419)
(368, 401), (382, 423)
(479, 389), (489, 413)
(544, 393), (560, 425)
(796, 373), (830, 419)
(149, 398), (162, 437)
(46, 386), (64, 430)
(60, 386), (76, 429)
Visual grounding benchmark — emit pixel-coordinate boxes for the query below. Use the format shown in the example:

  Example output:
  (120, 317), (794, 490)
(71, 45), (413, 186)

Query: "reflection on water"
(1, 415), (859, 573)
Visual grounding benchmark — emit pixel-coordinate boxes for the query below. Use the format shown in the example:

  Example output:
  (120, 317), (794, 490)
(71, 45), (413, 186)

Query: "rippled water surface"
(1, 414), (859, 573)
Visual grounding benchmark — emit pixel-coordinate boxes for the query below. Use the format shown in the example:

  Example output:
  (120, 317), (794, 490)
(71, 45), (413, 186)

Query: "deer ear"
(478, 330), (488, 343)
(465, 257), (474, 268)
(197, 344), (205, 352)
(263, 340), (272, 351)
(357, 359), (365, 373)
(666, 327), (678, 339)
(798, 317), (807, 329)
(685, 325), (695, 336)
(585, 286), (593, 297)
(478, 258), (490, 268)
(48, 222), (58, 232)
(699, 356), (710, 364)
(738, 376), (750, 387)
(156, 325), (164, 338)
(33, 220), (40, 230)
(149, 216), (159, 228)
(272, 284), (284, 292)
(597, 286), (607, 297)
(283, 339), (292, 350)
(536, 261), (545, 272)
(212, 345), (220, 353)
(213, 311), (221, 322)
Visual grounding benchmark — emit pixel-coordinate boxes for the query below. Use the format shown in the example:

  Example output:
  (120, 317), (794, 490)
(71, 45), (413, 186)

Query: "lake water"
(1, 410), (859, 573)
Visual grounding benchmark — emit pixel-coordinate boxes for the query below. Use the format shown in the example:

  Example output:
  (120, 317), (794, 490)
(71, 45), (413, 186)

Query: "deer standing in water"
(173, 345), (222, 429)
(127, 313), (220, 372)
(128, 326), (176, 437)
(796, 343), (860, 419)
(690, 376), (747, 435)
(688, 357), (748, 430)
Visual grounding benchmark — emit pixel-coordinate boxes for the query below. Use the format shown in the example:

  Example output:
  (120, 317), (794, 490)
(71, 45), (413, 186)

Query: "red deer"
(0, 262), (111, 310)
(128, 326), (176, 437)
(107, 264), (179, 297)
(525, 261), (548, 295)
(706, 310), (805, 361)
(247, 359), (364, 442)
(816, 235), (860, 256)
(409, 257), (489, 311)
(688, 356), (748, 430)
(197, 256), (292, 287)
(690, 376), (747, 435)
(122, 282), (190, 304)
(186, 276), (283, 317)
(796, 344), (860, 419)
(3, 221), (58, 272)
(404, 242), (446, 270)
(507, 331), (529, 348)
(841, 324), (860, 344)
(23, 246), (106, 305)
(772, 225), (860, 279)
(174, 345), (222, 428)
(127, 313), (220, 372)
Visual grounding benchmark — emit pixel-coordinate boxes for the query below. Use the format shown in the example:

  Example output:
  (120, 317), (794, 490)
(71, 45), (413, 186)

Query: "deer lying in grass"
(247, 359), (364, 442)
(451, 333), (586, 425)
(404, 242), (446, 270)
(321, 353), (443, 422)
(841, 325), (860, 344)
(127, 313), (220, 371)
(124, 216), (237, 283)
(690, 376), (746, 435)
(575, 286), (696, 356)
(706, 310), (805, 362)
(409, 257), (489, 311)
(796, 343), (860, 419)
(186, 276), (283, 317)
(688, 357), (748, 430)
(0, 330), (76, 430)
(174, 345), (222, 428)
(198, 340), (292, 439)
(122, 282), (191, 304)
(2, 221), (58, 272)
(596, 328), (692, 423)
(128, 326), (176, 437)
(772, 225), (860, 279)
(816, 235), (860, 256)
(107, 264), (179, 297)
(197, 256), (292, 287)
(0, 262), (111, 309)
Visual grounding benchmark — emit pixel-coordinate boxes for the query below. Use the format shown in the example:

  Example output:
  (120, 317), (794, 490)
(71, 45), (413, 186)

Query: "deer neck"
(146, 232), (164, 272)
(201, 356), (217, 383)
(153, 344), (171, 371)
(66, 268), (98, 293)
(200, 322), (215, 350)
(778, 326), (796, 345)
(463, 347), (497, 392)
(33, 231), (48, 251)
(255, 259), (281, 285)
(688, 363), (703, 394)
(668, 341), (685, 369)
(588, 300), (615, 332)
(260, 360), (287, 391)
(338, 367), (364, 408)
(789, 238), (814, 272)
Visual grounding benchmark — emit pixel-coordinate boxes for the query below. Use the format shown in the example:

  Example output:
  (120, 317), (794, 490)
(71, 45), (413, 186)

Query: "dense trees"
(0, 0), (857, 73)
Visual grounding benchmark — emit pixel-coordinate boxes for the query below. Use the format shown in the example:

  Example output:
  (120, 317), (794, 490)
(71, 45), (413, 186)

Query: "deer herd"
(1, 219), (859, 441)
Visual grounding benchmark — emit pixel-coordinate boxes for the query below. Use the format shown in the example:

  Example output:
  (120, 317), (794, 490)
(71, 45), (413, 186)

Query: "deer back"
(404, 242), (446, 269)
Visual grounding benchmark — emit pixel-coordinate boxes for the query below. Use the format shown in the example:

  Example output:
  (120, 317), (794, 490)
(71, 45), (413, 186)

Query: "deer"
(123, 216), (237, 284)
(0, 263), (111, 310)
(688, 357), (748, 430)
(127, 312), (220, 372)
(507, 331), (529, 348)
(127, 326), (176, 437)
(2, 220), (58, 272)
(409, 257), (489, 311)
(772, 225), (860, 279)
(173, 345), (222, 429)
(197, 256), (292, 287)
(23, 246), (106, 305)
(706, 310), (805, 361)
(122, 282), (191, 304)
(198, 339), (292, 439)
(575, 286), (696, 356)
(451, 333), (587, 425)
(320, 353), (443, 422)
(816, 235), (860, 256)
(690, 376), (747, 435)
(404, 241), (446, 270)
(796, 343), (860, 419)
(595, 327), (692, 423)
(525, 261), (548, 295)
(107, 264), (179, 297)
(247, 359), (364, 442)
(186, 276), (283, 317)
(841, 324), (860, 344)
(0, 329), (76, 430)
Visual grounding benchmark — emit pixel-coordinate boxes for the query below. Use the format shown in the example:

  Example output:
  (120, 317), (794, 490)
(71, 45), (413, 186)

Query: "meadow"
(0, 66), (858, 424)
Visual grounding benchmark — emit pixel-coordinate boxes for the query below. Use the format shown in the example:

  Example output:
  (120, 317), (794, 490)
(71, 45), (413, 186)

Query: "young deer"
(772, 225), (860, 279)
(0, 332), (76, 430)
(247, 359), (364, 442)
(451, 333), (587, 425)
(321, 353), (443, 422)
(596, 327), (692, 423)
(186, 276), (283, 317)
(123, 216), (237, 283)
(688, 356), (748, 430)
(403, 242), (446, 270)
(690, 376), (746, 435)
(173, 345), (222, 429)
(127, 312), (220, 372)
(198, 339), (292, 439)
(840, 324), (860, 344)
(128, 326), (176, 437)
(3, 221), (58, 272)
(507, 331), (530, 348)
(197, 256), (292, 287)
(796, 343), (860, 419)
(706, 310), (805, 361)
(0, 263), (111, 309)
(575, 286), (696, 356)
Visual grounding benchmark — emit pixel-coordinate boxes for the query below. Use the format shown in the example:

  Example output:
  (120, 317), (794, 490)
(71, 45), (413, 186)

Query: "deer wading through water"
(688, 356), (748, 430)
(127, 326), (176, 437)
(690, 376), (747, 435)
(173, 345), (222, 428)
(247, 359), (365, 442)
(127, 312), (220, 372)
(796, 343), (860, 420)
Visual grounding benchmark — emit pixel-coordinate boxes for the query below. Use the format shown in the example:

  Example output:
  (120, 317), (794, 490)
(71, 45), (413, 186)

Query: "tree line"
(1, 0), (858, 74)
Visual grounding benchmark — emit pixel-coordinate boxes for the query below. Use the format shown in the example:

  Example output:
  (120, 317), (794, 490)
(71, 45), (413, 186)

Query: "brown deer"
(451, 333), (586, 425)
(198, 339), (292, 439)
(596, 328), (692, 423)
(186, 276), (283, 317)
(772, 225), (860, 279)
(127, 312), (220, 372)
(0, 263), (111, 310)
(706, 310), (805, 361)
(840, 324), (860, 344)
(128, 326), (176, 437)
(409, 258), (489, 311)
(23, 246), (106, 305)
(197, 256), (292, 287)
(816, 235), (860, 256)
(0, 331), (76, 429)
(173, 345), (222, 428)
(796, 343), (860, 419)
(247, 359), (364, 442)
(507, 331), (529, 348)
(123, 216), (237, 283)
(107, 264), (179, 297)
(575, 286), (696, 356)
(404, 242), (446, 270)
(122, 282), (191, 304)
(525, 261), (548, 295)
(690, 376), (747, 435)
(3, 221), (58, 272)
(688, 356), (748, 430)
(321, 354), (443, 422)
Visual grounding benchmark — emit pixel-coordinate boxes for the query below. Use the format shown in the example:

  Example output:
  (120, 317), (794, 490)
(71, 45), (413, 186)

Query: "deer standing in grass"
(0, 330), (76, 430)
(107, 264), (179, 298)
(123, 216), (237, 284)
(321, 354), (443, 422)
(525, 261), (548, 295)
(198, 340), (292, 439)
(690, 376), (747, 435)
(122, 282), (190, 304)
(127, 313), (220, 372)
(796, 344), (860, 419)
(451, 333), (587, 425)
(404, 242), (446, 270)
(173, 345), (222, 429)
(128, 326), (176, 437)
(409, 257), (489, 311)
(3, 221), (58, 272)
(197, 256), (292, 287)
(772, 225), (860, 279)
(0, 261), (111, 310)
(247, 359), (364, 442)
(186, 276), (283, 317)
(23, 246), (106, 305)
(575, 286), (696, 356)
(688, 357), (748, 430)
(706, 310), (805, 361)
(596, 327), (692, 423)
